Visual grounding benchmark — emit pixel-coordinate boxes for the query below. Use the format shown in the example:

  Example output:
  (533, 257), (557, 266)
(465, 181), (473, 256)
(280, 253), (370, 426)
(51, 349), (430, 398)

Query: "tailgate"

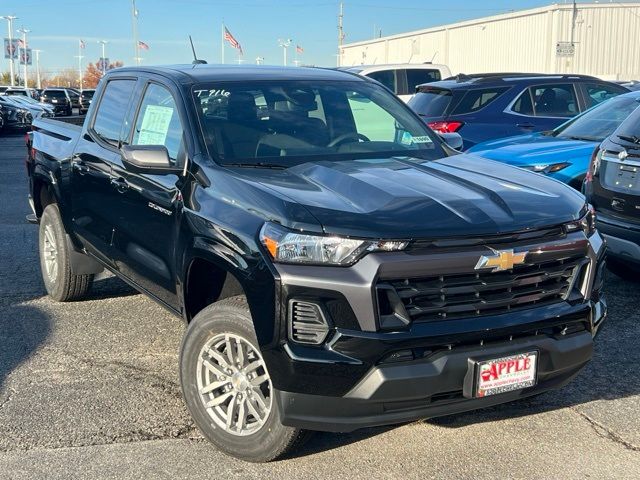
(593, 149), (640, 224)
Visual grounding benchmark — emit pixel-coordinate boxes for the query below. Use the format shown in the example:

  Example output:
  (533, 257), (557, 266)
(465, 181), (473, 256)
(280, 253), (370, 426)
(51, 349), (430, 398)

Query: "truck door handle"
(72, 160), (90, 174)
(517, 122), (535, 129)
(110, 177), (129, 193)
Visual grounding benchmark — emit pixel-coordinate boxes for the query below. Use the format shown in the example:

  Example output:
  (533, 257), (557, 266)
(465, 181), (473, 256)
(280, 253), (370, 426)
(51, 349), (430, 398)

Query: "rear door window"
(405, 69), (441, 94)
(531, 84), (578, 117)
(451, 87), (509, 115)
(366, 70), (397, 94)
(92, 79), (137, 146)
(512, 89), (535, 115)
(407, 88), (452, 117)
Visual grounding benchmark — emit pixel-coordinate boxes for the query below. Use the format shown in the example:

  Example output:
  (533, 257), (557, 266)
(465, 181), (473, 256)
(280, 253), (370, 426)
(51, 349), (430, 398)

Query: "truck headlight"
(566, 205), (596, 237)
(260, 222), (408, 266)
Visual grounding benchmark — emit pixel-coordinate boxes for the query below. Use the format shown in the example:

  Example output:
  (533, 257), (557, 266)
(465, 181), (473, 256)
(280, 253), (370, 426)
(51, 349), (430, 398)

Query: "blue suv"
(408, 73), (628, 150)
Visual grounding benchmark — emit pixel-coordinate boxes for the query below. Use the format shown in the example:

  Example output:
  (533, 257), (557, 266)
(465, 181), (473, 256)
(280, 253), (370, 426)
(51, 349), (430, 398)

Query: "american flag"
(296, 45), (304, 54)
(79, 39), (85, 49)
(138, 40), (149, 50)
(224, 26), (242, 54)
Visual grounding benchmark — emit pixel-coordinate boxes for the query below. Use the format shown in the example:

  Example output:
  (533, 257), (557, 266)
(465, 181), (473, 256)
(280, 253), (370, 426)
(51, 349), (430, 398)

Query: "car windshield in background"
(555, 95), (640, 142)
(81, 91), (95, 98)
(407, 88), (452, 117)
(193, 80), (443, 167)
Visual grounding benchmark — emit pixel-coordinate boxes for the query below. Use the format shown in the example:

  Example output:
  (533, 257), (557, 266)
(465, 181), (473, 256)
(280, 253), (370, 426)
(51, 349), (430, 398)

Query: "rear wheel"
(607, 257), (640, 283)
(39, 204), (93, 301)
(180, 296), (310, 462)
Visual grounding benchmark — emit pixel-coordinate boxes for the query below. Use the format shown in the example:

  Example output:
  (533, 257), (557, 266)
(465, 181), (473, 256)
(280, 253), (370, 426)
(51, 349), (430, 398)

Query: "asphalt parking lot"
(0, 131), (638, 479)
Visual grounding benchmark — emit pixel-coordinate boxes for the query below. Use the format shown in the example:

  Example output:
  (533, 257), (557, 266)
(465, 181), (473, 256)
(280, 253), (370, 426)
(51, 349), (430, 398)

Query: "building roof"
(342, 2), (640, 49)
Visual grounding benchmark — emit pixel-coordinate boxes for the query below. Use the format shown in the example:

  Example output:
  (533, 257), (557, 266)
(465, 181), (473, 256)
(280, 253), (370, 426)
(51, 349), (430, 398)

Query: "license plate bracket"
(465, 351), (538, 398)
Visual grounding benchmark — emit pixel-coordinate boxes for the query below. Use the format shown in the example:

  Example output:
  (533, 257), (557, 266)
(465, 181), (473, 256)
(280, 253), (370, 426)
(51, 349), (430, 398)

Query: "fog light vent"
(288, 300), (329, 345)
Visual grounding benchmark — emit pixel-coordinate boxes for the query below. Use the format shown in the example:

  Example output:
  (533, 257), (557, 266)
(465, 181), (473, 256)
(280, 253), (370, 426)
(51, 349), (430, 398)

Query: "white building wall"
(341, 3), (640, 80)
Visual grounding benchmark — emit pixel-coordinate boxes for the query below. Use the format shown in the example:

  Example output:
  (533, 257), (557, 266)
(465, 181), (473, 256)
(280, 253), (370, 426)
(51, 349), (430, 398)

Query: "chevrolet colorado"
(26, 65), (607, 462)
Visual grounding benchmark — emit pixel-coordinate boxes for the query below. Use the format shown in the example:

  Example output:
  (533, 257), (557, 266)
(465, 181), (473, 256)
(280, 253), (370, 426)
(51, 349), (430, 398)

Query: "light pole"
(98, 40), (108, 75)
(278, 38), (291, 66)
(131, 0), (140, 65)
(74, 55), (83, 90)
(1, 15), (18, 86)
(33, 49), (41, 89)
(17, 26), (29, 87)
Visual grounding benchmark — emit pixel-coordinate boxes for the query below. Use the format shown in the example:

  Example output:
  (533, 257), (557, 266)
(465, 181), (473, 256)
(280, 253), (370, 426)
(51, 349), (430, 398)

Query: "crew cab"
(27, 65), (606, 463)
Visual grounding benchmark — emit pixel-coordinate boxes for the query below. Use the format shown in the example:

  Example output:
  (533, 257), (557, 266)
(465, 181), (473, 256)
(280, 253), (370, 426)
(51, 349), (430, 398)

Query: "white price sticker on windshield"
(410, 135), (433, 144)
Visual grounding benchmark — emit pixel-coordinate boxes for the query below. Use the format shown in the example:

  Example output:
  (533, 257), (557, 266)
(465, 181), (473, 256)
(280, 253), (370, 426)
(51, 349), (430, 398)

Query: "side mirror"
(438, 132), (464, 151)
(121, 145), (180, 175)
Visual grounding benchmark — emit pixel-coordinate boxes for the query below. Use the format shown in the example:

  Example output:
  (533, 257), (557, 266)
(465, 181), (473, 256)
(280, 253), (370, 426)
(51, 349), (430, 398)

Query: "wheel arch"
(180, 244), (280, 347)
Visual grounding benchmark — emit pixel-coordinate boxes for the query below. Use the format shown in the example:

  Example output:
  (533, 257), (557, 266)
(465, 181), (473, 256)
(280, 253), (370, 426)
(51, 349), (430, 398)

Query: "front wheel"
(179, 296), (310, 462)
(39, 204), (93, 301)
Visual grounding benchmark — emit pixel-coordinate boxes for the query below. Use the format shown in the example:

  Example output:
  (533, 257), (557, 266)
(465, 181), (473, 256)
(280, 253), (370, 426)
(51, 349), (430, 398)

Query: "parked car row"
(0, 86), (96, 134)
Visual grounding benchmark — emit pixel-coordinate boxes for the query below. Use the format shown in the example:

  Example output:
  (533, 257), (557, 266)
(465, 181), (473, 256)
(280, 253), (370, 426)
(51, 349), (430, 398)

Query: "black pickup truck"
(26, 64), (607, 462)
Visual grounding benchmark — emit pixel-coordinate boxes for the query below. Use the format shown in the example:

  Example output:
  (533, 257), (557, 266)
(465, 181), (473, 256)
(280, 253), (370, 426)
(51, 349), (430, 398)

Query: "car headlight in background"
(566, 205), (596, 236)
(260, 222), (408, 266)
(523, 162), (571, 174)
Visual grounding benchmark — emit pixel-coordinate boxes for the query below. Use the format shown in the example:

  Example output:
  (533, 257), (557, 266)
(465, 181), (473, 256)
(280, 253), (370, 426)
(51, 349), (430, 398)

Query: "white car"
(339, 63), (452, 102)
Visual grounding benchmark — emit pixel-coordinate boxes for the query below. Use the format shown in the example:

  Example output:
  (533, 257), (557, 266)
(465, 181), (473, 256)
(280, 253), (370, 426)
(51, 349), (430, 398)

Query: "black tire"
(39, 204), (93, 301)
(606, 257), (640, 283)
(180, 296), (310, 462)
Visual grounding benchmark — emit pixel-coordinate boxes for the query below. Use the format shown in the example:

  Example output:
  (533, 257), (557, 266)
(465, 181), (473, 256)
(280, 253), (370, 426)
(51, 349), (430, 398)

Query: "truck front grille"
(377, 255), (587, 324)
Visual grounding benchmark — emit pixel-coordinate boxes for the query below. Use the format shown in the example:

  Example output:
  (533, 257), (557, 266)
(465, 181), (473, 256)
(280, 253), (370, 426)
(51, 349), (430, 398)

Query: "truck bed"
(32, 116), (84, 161)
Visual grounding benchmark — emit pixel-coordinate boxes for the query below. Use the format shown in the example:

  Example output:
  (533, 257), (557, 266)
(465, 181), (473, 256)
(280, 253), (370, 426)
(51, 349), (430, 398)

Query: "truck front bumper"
(277, 322), (600, 432)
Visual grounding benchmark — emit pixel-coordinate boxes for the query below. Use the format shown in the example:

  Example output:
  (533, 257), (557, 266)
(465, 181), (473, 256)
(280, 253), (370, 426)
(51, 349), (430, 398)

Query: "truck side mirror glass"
(438, 132), (463, 151)
(120, 145), (180, 175)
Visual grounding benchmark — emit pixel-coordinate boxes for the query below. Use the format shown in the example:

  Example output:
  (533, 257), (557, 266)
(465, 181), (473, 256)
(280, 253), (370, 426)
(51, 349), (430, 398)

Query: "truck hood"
(235, 154), (585, 239)
(468, 133), (598, 168)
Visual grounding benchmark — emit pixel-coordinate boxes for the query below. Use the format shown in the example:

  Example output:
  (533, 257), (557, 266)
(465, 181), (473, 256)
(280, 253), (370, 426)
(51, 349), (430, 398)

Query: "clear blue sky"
(1, 0), (595, 74)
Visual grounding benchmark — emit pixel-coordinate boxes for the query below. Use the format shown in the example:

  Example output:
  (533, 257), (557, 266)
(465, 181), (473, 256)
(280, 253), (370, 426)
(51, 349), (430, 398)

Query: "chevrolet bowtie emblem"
(475, 248), (528, 272)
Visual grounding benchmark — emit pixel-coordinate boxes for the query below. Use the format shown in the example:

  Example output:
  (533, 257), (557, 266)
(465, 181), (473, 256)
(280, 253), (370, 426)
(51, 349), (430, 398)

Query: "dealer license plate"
(474, 352), (537, 398)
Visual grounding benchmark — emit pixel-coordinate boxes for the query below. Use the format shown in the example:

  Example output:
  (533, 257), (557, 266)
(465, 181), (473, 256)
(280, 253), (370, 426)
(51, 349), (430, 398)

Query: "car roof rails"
(444, 72), (601, 83)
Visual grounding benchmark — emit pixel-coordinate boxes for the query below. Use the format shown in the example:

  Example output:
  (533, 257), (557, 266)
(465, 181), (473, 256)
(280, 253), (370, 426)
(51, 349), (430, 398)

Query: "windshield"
(554, 94), (640, 141)
(193, 80), (444, 167)
(12, 96), (38, 106)
(0, 96), (21, 107)
(81, 90), (95, 98)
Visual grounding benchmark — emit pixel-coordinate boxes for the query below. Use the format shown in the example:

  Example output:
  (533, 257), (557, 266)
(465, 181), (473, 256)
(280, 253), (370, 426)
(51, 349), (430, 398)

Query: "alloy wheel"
(196, 333), (272, 436)
(42, 223), (59, 282)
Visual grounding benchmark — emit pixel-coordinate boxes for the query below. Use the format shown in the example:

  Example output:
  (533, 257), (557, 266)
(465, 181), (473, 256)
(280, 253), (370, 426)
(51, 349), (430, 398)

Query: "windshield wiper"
(564, 135), (599, 142)
(616, 134), (640, 144)
(221, 162), (288, 169)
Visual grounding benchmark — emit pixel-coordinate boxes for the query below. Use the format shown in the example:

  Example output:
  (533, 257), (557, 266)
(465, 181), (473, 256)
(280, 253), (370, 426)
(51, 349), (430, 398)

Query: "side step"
(26, 213), (38, 225)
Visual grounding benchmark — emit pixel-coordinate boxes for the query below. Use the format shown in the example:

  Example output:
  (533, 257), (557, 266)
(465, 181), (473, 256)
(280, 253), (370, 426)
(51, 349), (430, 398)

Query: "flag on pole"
(79, 39), (85, 49)
(224, 27), (243, 55)
(17, 39), (25, 48)
(138, 40), (149, 50)
(296, 45), (304, 54)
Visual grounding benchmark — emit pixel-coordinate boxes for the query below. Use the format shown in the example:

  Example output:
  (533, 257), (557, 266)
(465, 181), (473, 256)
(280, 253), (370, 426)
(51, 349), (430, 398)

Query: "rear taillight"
(584, 146), (602, 184)
(427, 121), (464, 133)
